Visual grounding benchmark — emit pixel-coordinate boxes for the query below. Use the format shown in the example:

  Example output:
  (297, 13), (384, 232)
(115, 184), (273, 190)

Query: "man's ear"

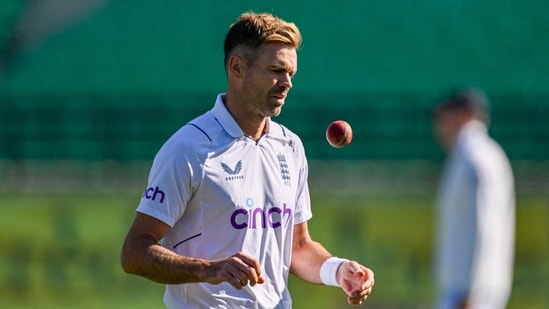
(228, 55), (245, 78)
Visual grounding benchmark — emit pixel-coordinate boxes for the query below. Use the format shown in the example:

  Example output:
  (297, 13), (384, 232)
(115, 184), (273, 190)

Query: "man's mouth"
(272, 92), (287, 100)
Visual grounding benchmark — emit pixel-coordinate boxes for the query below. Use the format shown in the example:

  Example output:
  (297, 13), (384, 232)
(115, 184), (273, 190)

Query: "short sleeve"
(136, 138), (197, 227)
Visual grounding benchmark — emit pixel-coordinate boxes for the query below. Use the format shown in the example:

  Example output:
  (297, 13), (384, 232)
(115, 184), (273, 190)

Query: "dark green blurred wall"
(1, 0), (548, 161)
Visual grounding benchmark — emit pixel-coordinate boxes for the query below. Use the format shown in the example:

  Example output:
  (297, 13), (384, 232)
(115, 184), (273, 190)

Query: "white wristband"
(320, 257), (348, 287)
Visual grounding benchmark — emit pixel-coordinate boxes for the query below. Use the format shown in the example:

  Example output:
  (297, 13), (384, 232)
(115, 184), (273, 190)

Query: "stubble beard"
(268, 106), (282, 118)
(252, 98), (283, 118)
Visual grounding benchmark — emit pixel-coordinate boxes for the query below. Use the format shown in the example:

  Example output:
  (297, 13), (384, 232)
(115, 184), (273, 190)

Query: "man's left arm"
(290, 222), (375, 306)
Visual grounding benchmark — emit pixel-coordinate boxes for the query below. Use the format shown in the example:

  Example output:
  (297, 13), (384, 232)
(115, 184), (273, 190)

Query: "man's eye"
(272, 68), (296, 77)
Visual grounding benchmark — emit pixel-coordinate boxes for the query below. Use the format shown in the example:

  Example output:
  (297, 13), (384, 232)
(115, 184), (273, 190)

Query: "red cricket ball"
(326, 120), (353, 148)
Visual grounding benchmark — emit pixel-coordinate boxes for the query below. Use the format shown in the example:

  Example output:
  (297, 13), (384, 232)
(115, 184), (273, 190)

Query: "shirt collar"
(455, 119), (487, 147)
(210, 93), (274, 138)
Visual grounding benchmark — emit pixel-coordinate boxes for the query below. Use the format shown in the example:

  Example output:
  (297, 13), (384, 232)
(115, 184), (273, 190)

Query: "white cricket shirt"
(434, 120), (515, 309)
(136, 94), (312, 309)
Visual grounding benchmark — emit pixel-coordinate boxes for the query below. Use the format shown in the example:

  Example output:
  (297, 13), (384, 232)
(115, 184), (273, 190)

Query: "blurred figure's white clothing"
(434, 120), (515, 309)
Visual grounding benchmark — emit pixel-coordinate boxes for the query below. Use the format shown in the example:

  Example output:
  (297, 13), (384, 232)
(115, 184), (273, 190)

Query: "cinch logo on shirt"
(142, 186), (165, 203)
(230, 198), (292, 230)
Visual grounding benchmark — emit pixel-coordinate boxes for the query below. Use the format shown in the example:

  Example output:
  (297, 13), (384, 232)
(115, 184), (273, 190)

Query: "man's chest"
(196, 140), (301, 229)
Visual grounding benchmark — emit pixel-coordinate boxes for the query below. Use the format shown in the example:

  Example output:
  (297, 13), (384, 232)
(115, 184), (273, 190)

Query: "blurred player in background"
(120, 11), (374, 308)
(432, 87), (515, 309)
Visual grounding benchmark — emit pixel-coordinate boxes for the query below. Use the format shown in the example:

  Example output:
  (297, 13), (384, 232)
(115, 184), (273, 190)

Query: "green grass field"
(1, 192), (547, 308)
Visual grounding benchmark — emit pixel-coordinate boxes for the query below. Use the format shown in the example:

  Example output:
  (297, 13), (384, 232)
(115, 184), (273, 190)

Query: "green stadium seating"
(1, 1), (548, 162)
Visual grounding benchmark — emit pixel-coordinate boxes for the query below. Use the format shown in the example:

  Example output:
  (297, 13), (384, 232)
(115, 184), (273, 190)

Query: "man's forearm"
(290, 238), (331, 283)
(122, 238), (211, 284)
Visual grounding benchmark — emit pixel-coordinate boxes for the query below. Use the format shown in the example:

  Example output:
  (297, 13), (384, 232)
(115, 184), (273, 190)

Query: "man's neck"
(223, 93), (268, 139)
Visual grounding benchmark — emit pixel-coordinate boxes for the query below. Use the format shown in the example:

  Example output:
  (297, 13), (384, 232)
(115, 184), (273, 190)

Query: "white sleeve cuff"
(319, 257), (348, 287)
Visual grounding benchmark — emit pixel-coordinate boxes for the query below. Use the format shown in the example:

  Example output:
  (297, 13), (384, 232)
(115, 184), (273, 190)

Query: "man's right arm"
(120, 212), (213, 284)
(120, 212), (263, 288)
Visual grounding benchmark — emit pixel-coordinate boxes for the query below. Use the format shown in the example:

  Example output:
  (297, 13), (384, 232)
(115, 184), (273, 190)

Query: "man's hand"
(337, 261), (375, 306)
(208, 252), (264, 290)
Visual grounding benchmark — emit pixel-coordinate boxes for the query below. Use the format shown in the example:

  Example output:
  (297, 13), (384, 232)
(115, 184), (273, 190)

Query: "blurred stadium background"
(1, 0), (547, 308)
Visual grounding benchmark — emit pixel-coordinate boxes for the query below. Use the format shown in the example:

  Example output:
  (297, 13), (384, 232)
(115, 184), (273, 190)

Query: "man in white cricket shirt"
(121, 12), (374, 308)
(432, 88), (515, 309)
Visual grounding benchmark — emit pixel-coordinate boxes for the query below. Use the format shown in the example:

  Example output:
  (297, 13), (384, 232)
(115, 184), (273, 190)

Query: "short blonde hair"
(223, 12), (302, 67)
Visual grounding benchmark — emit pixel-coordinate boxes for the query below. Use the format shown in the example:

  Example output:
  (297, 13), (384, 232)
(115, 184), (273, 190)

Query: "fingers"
(360, 266), (375, 288)
(232, 252), (263, 287)
(347, 285), (373, 306)
(339, 262), (374, 287)
(348, 287), (373, 305)
(233, 252), (262, 276)
(339, 261), (375, 306)
(221, 252), (264, 290)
